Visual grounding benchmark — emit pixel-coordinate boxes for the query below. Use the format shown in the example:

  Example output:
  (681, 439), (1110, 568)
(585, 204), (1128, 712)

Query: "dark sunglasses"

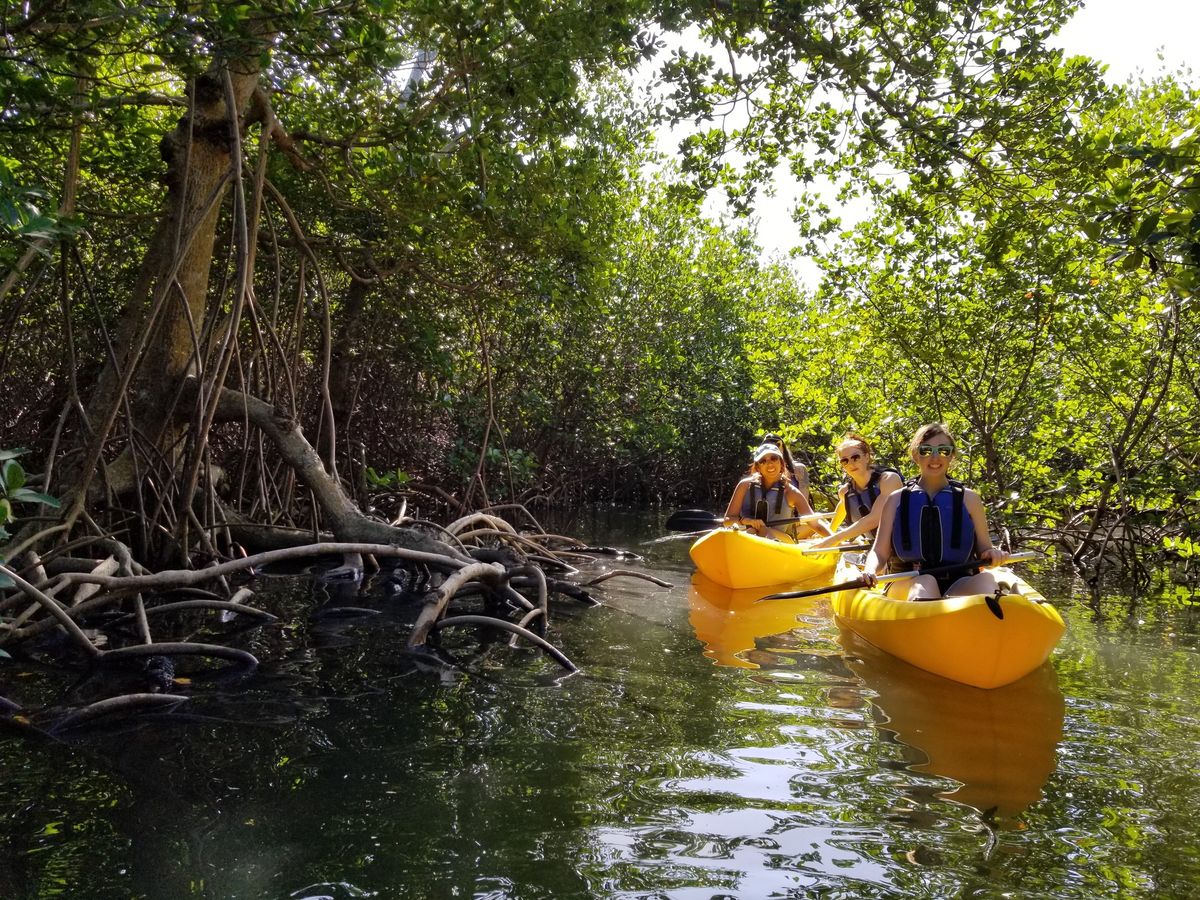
(917, 444), (954, 458)
(838, 453), (863, 465)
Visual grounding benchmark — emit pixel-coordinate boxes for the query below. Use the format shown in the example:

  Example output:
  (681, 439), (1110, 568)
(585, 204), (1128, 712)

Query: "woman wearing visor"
(723, 443), (830, 543)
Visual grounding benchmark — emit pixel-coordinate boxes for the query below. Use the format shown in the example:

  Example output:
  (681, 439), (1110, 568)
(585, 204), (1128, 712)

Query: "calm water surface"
(3, 510), (1199, 898)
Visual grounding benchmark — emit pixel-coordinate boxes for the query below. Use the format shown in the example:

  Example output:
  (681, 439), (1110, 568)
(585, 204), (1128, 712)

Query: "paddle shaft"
(664, 508), (832, 532)
(756, 551), (1041, 602)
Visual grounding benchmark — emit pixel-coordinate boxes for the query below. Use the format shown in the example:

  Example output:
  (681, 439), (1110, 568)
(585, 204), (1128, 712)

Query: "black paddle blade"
(757, 577), (868, 603)
(663, 509), (722, 532)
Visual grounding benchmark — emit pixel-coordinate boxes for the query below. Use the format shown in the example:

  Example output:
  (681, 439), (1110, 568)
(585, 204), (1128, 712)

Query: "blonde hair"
(907, 422), (956, 458)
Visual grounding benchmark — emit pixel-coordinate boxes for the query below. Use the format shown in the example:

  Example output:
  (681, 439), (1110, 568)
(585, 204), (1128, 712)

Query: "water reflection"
(10, 516), (1198, 898)
(688, 570), (1065, 820)
(841, 631), (1065, 819)
(687, 572), (828, 669)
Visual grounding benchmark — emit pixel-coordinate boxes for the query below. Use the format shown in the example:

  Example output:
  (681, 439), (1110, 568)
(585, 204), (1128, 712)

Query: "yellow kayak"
(688, 527), (838, 590)
(830, 555), (1066, 689)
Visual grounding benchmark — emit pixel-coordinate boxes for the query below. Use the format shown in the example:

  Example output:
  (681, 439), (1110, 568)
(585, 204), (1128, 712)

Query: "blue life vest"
(892, 479), (975, 566)
(740, 480), (796, 525)
(843, 466), (900, 525)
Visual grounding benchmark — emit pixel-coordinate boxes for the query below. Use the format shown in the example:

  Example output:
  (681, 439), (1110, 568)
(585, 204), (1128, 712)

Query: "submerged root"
(433, 615), (577, 673)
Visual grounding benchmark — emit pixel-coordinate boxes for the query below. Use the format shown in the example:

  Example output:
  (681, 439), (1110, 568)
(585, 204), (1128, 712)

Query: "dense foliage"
(1, 0), (1198, 579)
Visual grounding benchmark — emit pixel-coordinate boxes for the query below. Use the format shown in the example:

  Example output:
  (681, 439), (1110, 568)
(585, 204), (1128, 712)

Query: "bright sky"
(722, 0), (1200, 282)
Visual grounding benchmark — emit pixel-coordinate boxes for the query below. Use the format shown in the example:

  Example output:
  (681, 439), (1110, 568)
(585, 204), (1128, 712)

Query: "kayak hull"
(689, 527), (837, 590)
(830, 556), (1066, 689)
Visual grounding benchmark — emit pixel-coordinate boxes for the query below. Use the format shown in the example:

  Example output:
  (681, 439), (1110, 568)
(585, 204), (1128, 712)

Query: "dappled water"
(3, 510), (1199, 898)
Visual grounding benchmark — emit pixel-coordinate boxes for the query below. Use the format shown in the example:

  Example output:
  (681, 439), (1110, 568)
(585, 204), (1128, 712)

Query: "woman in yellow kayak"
(811, 432), (903, 548)
(862, 423), (1007, 599)
(722, 443), (830, 542)
(760, 432), (812, 507)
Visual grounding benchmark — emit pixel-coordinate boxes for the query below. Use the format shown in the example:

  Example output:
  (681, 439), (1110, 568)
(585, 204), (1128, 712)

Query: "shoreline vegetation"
(3, 3), (1199, 730)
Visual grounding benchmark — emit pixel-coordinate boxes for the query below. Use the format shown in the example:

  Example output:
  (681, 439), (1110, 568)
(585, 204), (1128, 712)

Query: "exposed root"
(2, 502), (639, 738)
(101, 641), (259, 668)
(583, 569), (674, 589)
(52, 693), (190, 732)
(109, 599), (277, 624)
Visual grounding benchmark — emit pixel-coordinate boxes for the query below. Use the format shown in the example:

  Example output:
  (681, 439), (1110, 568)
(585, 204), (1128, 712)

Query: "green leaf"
(2, 460), (25, 493)
(0, 449), (28, 462)
(9, 488), (59, 507)
(1121, 250), (1144, 271)
(1133, 213), (1160, 242)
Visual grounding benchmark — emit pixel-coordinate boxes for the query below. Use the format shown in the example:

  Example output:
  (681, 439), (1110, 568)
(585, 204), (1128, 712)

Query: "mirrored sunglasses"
(916, 444), (954, 458)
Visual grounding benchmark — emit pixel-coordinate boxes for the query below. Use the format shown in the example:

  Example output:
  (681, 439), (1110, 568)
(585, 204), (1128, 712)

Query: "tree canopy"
(1, 0), (1198, 585)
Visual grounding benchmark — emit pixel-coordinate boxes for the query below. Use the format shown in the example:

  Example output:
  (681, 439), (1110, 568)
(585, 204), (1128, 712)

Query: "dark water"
(3, 510), (1199, 898)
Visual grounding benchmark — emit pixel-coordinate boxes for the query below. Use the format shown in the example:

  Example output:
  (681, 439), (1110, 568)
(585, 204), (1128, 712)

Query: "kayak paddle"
(756, 551), (1041, 602)
(664, 508), (832, 533)
(799, 543), (870, 555)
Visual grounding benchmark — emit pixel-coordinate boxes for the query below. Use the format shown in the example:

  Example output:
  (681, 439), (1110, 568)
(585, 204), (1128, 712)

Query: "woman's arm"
(827, 483), (848, 532)
(862, 491), (900, 585)
(964, 488), (1006, 565)
(813, 472), (902, 547)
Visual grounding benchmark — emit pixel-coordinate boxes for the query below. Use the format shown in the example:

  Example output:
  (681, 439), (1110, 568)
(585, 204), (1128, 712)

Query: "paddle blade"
(757, 577), (867, 602)
(663, 509), (723, 532)
(799, 543), (870, 555)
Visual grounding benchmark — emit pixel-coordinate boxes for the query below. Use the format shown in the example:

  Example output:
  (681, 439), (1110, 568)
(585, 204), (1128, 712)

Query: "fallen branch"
(408, 562), (505, 648)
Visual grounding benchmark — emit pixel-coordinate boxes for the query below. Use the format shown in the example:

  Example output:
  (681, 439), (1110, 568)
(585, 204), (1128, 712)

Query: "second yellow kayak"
(688, 527), (838, 589)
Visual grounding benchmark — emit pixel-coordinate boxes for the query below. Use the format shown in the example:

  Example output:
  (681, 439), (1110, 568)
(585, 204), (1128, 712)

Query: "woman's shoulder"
(960, 484), (985, 503)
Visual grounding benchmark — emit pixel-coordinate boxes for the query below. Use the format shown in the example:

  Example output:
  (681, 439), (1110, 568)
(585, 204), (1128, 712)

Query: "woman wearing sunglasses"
(723, 443), (829, 542)
(811, 433), (903, 548)
(861, 423), (1007, 599)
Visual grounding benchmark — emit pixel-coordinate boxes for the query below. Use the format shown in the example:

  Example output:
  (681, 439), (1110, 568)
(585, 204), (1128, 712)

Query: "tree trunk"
(81, 52), (266, 497)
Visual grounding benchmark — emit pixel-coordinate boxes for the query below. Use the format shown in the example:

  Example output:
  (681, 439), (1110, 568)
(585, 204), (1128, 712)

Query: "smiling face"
(755, 453), (784, 480)
(911, 432), (955, 477)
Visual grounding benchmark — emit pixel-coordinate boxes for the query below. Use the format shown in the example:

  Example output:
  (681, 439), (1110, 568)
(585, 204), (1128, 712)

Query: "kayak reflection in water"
(862, 423), (1007, 600)
(841, 632), (1065, 820)
(722, 443), (830, 543)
